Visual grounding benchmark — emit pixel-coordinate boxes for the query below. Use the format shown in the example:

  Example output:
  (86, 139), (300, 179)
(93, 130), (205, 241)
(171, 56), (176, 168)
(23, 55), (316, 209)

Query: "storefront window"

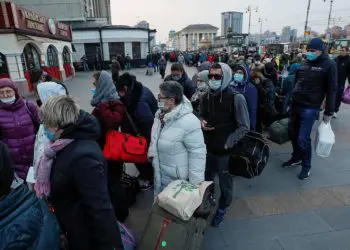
(109, 42), (125, 60)
(47, 45), (59, 67)
(63, 46), (71, 64)
(132, 42), (141, 59)
(22, 43), (40, 72)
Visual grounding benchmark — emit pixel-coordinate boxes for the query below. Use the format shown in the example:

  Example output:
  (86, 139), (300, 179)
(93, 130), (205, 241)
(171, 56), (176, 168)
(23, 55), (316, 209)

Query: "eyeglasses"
(208, 74), (223, 80)
(158, 94), (170, 100)
(306, 49), (317, 52)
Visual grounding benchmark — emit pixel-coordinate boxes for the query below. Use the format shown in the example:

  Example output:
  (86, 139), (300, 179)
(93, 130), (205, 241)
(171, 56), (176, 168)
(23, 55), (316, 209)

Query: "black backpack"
(228, 131), (270, 179)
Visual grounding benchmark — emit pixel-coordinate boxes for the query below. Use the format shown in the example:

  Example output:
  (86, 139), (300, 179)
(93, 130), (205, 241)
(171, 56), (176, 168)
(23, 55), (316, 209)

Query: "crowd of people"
(0, 37), (349, 249)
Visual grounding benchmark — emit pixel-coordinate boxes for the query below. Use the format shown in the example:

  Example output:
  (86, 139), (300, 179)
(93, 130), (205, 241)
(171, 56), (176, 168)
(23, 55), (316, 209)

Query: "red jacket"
(208, 55), (215, 63)
(92, 100), (125, 147)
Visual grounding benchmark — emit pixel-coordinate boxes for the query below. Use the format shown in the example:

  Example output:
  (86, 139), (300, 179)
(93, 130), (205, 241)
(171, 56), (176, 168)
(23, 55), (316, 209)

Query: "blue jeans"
(205, 153), (232, 209)
(290, 104), (319, 171)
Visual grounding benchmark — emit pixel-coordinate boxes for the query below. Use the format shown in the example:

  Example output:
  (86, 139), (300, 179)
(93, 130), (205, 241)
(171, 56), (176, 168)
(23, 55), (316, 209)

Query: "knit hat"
(307, 38), (325, 52)
(197, 70), (209, 83)
(0, 142), (14, 197)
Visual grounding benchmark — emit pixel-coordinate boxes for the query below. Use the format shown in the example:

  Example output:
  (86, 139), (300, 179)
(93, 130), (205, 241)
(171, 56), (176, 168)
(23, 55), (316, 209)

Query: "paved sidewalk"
(65, 66), (350, 250)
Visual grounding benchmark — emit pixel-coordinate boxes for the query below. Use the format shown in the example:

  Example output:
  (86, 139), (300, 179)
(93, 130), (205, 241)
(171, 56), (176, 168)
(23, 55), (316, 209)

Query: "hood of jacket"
(197, 70), (209, 83)
(231, 64), (251, 87)
(156, 96), (193, 124)
(288, 63), (301, 75)
(37, 81), (67, 103)
(60, 110), (100, 141)
(91, 70), (120, 107)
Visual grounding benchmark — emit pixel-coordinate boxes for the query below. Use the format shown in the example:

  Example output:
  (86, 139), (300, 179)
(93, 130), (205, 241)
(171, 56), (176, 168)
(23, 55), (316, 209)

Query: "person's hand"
(201, 120), (215, 131)
(323, 114), (331, 123)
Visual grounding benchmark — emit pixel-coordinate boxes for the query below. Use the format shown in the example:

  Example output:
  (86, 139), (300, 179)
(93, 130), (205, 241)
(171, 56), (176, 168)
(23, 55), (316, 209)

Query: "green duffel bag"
(268, 118), (291, 144)
(138, 204), (207, 250)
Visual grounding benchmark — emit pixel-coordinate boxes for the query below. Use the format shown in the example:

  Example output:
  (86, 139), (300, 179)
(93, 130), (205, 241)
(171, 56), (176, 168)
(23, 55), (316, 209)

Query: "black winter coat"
(164, 72), (196, 100)
(292, 53), (338, 115)
(335, 55), (350, 86)
(50, 110), (123, 250)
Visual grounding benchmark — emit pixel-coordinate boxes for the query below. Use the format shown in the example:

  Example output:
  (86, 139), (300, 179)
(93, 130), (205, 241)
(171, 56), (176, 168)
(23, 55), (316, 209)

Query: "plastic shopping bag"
(315, 121), (335, 158)
(342, 87), (350, 104)
(157, 180), (212, 220)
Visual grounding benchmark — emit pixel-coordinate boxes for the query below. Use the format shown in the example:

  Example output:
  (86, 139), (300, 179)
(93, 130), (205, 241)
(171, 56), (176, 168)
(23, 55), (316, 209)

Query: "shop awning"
(16, 34), (53, 43)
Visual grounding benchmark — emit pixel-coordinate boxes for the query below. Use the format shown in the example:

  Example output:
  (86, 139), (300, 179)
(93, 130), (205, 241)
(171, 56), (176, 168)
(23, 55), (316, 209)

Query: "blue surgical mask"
(306, 51), (318, 61)
(172, 75), (181, 81)
(44, 126), (56, 142)
(234, 73), (244, 82)
(208, 80), (222, 91)
(91, 88), (96, 96)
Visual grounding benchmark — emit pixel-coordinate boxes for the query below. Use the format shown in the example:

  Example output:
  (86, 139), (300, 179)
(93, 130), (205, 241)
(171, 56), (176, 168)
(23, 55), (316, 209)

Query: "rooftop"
(182, 24), (218, 31)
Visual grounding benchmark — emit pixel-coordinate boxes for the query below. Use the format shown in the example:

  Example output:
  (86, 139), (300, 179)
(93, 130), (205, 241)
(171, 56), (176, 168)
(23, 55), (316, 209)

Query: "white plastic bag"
(157, 180), (212, 221)
(315, 121), (335, 158)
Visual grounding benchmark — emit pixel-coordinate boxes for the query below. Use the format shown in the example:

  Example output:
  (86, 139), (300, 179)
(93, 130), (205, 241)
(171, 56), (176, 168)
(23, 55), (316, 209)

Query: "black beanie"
(0, 142), (14, 197)
(116, 73), (135, 91)
(29, 68), (43, 83)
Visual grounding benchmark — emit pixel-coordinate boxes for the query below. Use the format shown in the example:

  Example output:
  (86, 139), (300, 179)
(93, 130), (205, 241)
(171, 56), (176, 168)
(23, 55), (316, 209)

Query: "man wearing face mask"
(0, 78), (40, 180)
(230, 65), (258, 130)
(285, 38), (337, 180)
(191, 70), (209, 116)
(199, 63), (250, 227)
(164, 63), (196, 100)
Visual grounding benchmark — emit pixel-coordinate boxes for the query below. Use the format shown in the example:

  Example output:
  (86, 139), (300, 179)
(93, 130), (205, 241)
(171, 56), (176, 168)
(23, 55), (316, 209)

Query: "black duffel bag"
(229, 131), (270, 179)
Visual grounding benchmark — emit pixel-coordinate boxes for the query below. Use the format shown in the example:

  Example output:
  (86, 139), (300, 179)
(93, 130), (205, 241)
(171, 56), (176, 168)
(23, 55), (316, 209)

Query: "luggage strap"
(154, 217), (170, 250)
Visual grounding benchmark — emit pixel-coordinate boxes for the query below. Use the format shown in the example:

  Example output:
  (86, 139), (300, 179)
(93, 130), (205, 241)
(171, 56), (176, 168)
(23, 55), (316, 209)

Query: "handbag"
(342, 87), (350, 104)
(103, 110), (148, 164)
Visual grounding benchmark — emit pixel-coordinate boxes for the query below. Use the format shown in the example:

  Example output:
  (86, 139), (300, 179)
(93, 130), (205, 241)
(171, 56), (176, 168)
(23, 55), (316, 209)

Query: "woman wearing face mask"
(191, 70), (209, 116)
(32, 82), (68, 183)
(36, 95), (123, 250)
(148, 81), (206, 196)
(0, 78), (40, 180)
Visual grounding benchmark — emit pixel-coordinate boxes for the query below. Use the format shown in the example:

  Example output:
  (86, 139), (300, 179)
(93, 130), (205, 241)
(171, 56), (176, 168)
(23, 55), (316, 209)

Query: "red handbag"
(103, 110), (148, 164)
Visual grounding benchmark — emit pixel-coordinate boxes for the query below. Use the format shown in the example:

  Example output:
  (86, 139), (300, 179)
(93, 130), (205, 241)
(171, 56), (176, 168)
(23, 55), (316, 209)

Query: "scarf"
(35, 139), (74, 198)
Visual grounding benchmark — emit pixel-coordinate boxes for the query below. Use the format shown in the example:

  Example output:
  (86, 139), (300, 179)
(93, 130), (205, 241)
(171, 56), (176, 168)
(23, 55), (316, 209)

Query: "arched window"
(22, 43), (40, 72)
(47, 45), (59, 67)
(63, 46), (71, 64)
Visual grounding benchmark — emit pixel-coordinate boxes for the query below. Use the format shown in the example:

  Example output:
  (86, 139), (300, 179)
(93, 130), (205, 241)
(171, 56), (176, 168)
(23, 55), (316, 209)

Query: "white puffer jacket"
(149, 97), (206, 196)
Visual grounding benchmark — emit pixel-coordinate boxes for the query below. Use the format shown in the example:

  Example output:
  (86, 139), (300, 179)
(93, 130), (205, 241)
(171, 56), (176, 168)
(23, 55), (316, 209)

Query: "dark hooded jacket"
(0, 78), (40, 180)
(200, 63), (250, 154)
(165, 72), (196, 100)
(293, 53), (338, 115)
(0, 141), (61, 250)
(230, 65), (258, 130)
(50, 110), (123, 250)
(335, 54), (350, 86)
(263, 62), (278, 86)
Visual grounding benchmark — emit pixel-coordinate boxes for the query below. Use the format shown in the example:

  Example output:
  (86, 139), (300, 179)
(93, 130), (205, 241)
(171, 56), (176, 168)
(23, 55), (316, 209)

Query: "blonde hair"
(39, 95), (80, 129)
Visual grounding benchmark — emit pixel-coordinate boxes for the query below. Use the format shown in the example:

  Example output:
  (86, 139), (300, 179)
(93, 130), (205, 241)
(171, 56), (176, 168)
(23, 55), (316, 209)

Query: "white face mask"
(0, 96), (16, 104)
(158, 101), (168, 111)
(208, 80), (222, 91)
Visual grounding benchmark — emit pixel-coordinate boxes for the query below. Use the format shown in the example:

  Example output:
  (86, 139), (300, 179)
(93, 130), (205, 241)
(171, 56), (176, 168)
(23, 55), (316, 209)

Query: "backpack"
(228, 131), (270, 179)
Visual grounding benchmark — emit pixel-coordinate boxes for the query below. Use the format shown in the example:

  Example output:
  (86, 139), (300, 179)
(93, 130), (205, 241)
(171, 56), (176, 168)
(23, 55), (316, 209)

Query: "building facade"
(221, 12), (243, 36)
(0, 2), (73, 96)
(11, 0), (111, 28)
(72, 26), (156, 68)
(174, 24), (218, 51)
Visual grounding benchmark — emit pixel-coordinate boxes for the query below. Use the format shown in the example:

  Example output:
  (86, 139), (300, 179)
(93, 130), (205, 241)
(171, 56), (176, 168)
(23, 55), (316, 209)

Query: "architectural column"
(124, 42), (133, 58)
(5, 53), (27, 96)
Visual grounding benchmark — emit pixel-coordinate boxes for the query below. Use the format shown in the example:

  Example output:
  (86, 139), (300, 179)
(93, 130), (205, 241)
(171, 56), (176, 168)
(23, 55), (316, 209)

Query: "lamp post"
(246, 5), (259, 45)
(258, 18), (267, 46)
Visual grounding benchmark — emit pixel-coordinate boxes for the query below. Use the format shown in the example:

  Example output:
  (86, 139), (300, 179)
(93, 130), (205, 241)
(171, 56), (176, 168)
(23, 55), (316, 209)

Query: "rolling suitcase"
(138, 204), (207, 250)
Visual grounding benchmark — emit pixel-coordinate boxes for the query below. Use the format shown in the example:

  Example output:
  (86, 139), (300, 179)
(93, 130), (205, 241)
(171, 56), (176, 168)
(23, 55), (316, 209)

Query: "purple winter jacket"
(0, 79), (40, 180)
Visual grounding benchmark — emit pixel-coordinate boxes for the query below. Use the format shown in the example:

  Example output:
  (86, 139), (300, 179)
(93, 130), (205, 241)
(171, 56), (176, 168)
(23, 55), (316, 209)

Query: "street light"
(258, 18), (267, 46)
(246, 5), (259, 45)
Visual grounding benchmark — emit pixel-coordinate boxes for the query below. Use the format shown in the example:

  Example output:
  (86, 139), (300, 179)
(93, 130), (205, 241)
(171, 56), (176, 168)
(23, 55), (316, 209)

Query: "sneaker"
(333, 112), (338, 118)
(298, 169), (310, 180)
(212, 208), (226, 227)
(138, 180), (153, 191)
(282, 159), (302, 168)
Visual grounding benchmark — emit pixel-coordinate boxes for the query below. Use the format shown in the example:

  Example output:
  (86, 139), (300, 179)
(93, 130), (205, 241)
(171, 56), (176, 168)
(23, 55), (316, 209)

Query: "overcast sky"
(111, 0), (350, 42)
